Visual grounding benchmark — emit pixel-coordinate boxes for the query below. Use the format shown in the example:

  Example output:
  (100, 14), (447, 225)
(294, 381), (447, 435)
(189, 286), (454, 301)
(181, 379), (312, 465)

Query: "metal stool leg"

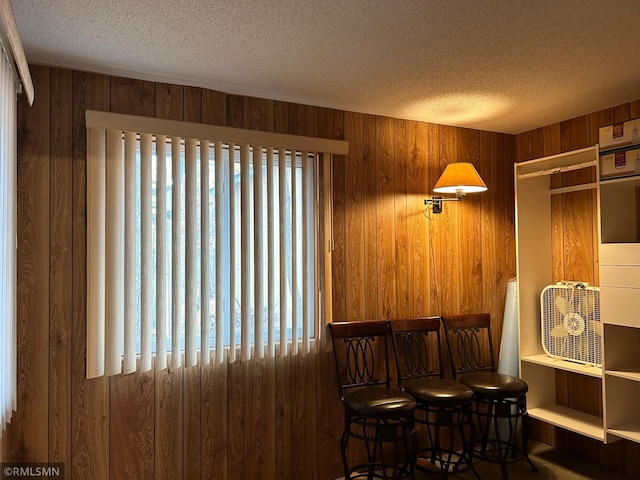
(415, 403), (479, 479)
(470, 396), (536, 480)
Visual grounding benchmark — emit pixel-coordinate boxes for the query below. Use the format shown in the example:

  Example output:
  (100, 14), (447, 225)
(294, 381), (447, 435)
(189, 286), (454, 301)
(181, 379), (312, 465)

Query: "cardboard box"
(599, 119), (640, 150)
(600, 148), (640, 178)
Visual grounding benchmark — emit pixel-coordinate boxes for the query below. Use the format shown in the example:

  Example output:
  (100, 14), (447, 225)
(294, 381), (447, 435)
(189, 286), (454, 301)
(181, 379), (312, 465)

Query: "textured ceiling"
(11, 0), (640, 134)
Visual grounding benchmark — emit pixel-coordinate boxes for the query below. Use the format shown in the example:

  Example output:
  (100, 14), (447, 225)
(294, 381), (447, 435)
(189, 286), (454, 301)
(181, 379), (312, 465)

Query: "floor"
(413, 440), (631, 480)
(336, 440), (632, 479)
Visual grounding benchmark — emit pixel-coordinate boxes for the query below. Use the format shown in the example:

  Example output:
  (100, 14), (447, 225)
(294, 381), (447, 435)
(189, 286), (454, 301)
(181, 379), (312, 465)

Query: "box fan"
(540, 281), (602, 367)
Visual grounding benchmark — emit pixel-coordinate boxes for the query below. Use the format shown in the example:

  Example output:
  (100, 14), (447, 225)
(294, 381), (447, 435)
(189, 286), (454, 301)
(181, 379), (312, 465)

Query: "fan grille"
(540, 282), (601, 367)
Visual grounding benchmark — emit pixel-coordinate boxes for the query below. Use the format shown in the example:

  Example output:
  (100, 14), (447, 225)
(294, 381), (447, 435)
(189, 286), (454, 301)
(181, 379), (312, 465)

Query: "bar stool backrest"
(442, 313), (495, 379)
(390, 317), (444, 382)
(329, 320), (397, 401)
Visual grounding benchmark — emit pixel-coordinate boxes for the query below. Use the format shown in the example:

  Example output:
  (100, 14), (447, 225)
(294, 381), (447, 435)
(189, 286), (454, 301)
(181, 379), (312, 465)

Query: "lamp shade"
(433, 162), (487, 195)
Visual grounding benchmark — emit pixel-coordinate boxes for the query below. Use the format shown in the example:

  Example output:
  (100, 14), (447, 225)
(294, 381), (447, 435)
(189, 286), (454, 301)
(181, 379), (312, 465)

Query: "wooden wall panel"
(290, 103), (314, 136)
(561, 115), (590, 153)
(427, 123), (440, 313)
(435, 125), (459, 315)
(202, 360), (228, 479)
(245, 358), (276, 480)
(363, 114), (378, 320)
(599, 440), (627, 476)
(291, 356), (306, 479)
(480, 132), (498, 319)
(272, 100), (289, 134)
(155, 83), (183, 119)
(315, 349), (342, 479)
(516, 130), (532, 162)
(183, 86), (202, 122)
(406, 121), (429, 317)
(531, 128), (544, 159)
(244, 96), (274, 132)
(225, 94), (243, 128)
(291, 354), (317, 478)
(543, 123), (561, 157)
(394, 119), (409, 318)
(493, 133), (508, 318)
(183, 364), (202, 480)
(202, 89), (226, 126)
(375, 116), (396, 320)
(623, 441), (640, 477)
(11, 64), (51, 462)
(344, 111), (365, 322)
(502, 135), (517, 282)
(155, 367), (182, 480)
(109, 371), (155, 479)
(70, 70), (110, 480)
(110, 77), (155, 116)
(274, 355), (292, 480)
(589, 108), (615, 146)
(226, 360), (244, 480)
(563, 190), (596, 283)
(323, 108), (347, 323)
(49, 67), (73, 466)
(615, 103), (631, 122)
(457, 128), (482, 314)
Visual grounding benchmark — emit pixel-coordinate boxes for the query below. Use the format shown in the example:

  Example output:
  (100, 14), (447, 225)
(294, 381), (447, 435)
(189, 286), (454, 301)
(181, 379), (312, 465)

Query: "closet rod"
(549, 182), (598, 195)
(518, 160), (597, 180)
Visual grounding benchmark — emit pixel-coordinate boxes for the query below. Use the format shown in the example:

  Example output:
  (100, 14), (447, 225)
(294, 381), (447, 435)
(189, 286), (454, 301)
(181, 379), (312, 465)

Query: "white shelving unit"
(600, 160), (640, 443)
(516, 129), (640, 445)
(515, 145), (608, 442)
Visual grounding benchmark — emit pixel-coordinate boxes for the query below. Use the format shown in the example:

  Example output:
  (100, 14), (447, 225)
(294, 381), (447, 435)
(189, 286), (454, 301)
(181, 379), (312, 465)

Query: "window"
(137, 139), (314, 355)
(85, 111), (346, 377)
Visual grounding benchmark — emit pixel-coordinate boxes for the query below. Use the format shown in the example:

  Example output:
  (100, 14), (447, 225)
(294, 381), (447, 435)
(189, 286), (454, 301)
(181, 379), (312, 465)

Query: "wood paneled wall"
(517, 100), (640, 479)
(8, 64), (518, 479)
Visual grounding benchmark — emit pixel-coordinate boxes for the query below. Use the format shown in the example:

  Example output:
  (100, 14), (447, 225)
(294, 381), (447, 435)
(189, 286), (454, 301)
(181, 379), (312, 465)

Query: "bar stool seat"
(403, 377), (474, 407)
(344, 386), (416, 419)
(458, 372), (528, 399)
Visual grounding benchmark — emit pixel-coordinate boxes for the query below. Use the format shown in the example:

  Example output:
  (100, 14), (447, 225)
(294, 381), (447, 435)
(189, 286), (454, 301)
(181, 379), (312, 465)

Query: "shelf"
(528, 405), (604, 441)
(606, 369), (640, 382)
(607, 420), (640, 443)
(599, 142), (640, 156)
(521, 354), (602, 378)
(516, 145), (598, 178)
(600, 173), (640, 185)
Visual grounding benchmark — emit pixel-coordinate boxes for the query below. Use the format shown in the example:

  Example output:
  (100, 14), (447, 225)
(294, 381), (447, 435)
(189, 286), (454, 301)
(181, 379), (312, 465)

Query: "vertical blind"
(86, 111), (346, 378)
(0, 0), (34, 435)
(0, 36), (17, 431)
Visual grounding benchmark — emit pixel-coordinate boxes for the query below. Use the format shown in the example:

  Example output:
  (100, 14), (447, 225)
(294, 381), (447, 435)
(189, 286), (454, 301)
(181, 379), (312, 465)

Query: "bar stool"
(329, 320), (417, 479)
(390, 317), (479, 479)
(442, 313), (537, 480)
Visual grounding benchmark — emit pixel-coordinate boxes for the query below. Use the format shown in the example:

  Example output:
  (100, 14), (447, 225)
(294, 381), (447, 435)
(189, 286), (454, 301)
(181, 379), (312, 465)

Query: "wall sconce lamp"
(424, 162), (487, 216)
